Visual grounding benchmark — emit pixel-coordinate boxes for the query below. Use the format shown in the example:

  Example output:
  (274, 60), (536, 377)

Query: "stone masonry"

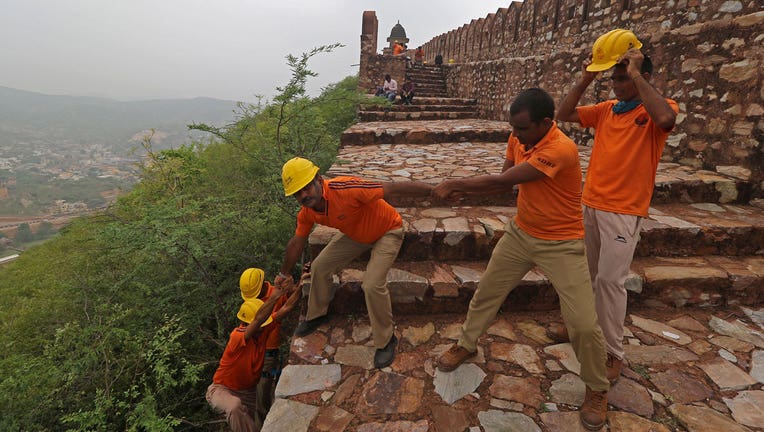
(261, 6), (764, 431)
(361, 3), (764, 197)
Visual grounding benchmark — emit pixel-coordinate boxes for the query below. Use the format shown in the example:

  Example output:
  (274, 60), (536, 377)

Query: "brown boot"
(547, 322), (570, 343)
(437, 344), (477, 372)
(580, 386), (607, 431)
(606, 353), (623, 384)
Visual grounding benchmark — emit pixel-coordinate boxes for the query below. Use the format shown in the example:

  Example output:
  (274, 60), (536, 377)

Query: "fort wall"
(360, 2), (764, 196)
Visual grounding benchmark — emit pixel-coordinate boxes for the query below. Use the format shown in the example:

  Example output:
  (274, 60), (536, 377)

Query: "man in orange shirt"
(555, 47), (677, 385)
(206, 286), (287, 432)
(434, 88), (609, 431)
(275, 157), (432, 368)
(393, 41), (404, 56)
(238, 269), (302, 430)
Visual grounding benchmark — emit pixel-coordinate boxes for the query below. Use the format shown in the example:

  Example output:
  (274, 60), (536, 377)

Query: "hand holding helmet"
(587, 29), (643, 72)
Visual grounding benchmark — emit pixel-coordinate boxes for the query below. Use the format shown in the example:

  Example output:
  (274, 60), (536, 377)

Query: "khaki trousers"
(584, 205), (643, 361)
(458, 219), (609, 391)
(307, 227), (404, 348)
(206, 383), (257, 432)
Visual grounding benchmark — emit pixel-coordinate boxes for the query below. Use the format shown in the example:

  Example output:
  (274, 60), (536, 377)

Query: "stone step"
(404, 77), (445, 86)
(406, 69), (444, 78)
(340, 119), (511, 146)
(364, 95), (477, 106)
(415, 91), (449, 98)
(410, 81), (446, 89)
(358, 111), (477, 122)
(307, 203), (764, 263)
(300, 254), (764, 315)
(268, 303), (763, 432)
(360, 104), (476, 112)
(329, 142), (753, 206)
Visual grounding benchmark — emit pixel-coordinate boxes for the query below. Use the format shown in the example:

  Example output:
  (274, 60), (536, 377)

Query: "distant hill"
(0, 86), (239, 150)
(0, 86), (241, 216)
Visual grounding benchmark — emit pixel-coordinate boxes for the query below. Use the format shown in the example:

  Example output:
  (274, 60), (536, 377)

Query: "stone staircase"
(357, 64), (477, 123)
(262, 88), (764, 431)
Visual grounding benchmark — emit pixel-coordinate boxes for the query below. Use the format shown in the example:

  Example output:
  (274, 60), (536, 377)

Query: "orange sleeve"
(525, 140), (577, 179)
(576, 102), (610, 128)
(505, 135), (517, 163)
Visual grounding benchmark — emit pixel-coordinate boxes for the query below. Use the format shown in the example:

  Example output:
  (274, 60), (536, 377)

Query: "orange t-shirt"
(393, 44), (403, 55)
(577, 99), (679, 217)
(260, 282), (287, 350)
(295, 177), (402, 244)
(212, 325), (266, 390)
(505, 122), (584, 240)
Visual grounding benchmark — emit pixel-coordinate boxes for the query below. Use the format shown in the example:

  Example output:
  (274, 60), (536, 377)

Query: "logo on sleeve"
(536, 157), (555, 168)
(634, 114), (649, 127)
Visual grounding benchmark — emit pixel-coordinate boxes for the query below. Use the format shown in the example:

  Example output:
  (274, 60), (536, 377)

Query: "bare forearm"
(245, 292), (282, 339)
(557, 77), (593, 122)
(280, 236), (306, 275)
(383, 181), (433, 198)
(449, 175), (513, 196)
(272, 290), (301, 321)
(631, 74), (676, 130)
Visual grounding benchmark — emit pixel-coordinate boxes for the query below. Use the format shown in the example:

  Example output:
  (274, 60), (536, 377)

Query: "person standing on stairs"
(552, 30), (678, 386)
(275, 157), (433, 368)
(433, 88), (610, 431)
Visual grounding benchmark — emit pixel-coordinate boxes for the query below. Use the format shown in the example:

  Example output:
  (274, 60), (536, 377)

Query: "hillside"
(0, 86), (239, 216)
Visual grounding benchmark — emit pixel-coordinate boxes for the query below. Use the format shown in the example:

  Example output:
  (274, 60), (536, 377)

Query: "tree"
(0, 45), (361, 430)
(15, 223), (32, 243)
(36, 221), (56, 239)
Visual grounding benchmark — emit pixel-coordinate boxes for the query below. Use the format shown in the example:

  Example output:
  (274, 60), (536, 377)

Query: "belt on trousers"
(265, 349), (279, 358)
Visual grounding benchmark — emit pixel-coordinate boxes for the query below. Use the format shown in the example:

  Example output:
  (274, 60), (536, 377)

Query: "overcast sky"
(1, 0), (513, 103)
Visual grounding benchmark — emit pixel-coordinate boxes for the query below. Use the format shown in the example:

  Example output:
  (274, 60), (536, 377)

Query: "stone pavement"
(264, 305), (764, 432)
(261, 59), (764, 430)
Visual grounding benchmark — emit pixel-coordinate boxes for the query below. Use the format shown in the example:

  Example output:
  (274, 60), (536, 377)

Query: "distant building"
(383, 21), (409, 55)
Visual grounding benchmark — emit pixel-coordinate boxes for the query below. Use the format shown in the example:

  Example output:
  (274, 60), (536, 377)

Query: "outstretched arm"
(382, 181), (433, 198)
(620, 49), (676, 131)
(557, 60), (598, 123)
(275, 235), (307, 288)
(433, 162), (545, 200)
(245, 284), (285, 340)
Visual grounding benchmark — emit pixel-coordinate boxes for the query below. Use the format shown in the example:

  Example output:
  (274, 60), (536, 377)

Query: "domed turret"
(386, 21), (409, 48)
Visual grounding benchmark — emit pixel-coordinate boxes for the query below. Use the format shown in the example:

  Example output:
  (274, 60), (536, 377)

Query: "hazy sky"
(1, 0), (513, 103)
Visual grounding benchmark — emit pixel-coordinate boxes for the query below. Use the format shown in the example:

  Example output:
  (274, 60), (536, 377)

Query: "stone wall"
(359, 2), (764, 196)
(359, 11), (407, 94)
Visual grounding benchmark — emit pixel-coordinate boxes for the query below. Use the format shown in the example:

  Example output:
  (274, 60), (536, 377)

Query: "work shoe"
(374, 335), (398, 368)
(437, 343), (477, 372)
(294, 315), (330, 337)
(547, 322), (570, 343)
(580, 386), (608, 431)
(606, 353), (623, 384)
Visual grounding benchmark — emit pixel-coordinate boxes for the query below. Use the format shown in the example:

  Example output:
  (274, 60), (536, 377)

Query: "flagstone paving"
(261, 306), (764, 432)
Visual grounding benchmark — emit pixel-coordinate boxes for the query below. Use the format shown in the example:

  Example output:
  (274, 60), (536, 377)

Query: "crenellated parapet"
(361, 2), (764, 197)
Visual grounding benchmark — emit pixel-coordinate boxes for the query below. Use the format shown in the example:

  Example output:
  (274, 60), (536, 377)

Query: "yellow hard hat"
(237, 299), (274, 327)
(239, 267), (265, 300)
(587, 29), (643, 72)
(282, 157), (320, 196)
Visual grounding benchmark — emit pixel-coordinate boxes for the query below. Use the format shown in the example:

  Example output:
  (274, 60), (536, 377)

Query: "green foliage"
(14, 222), (32, 242)
(0, 45), (361, 430)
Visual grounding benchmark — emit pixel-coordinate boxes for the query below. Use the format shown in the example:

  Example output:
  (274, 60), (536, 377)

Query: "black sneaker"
(373, 335), (398, 368)
(294, 315), (330, 337)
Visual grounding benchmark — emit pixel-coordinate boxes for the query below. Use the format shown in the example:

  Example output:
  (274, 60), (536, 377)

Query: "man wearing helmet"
(276, 157), (433, 368)
(206, 280), (290, 432)
(238, 268), (302, 430)
(554, 30), (678, 388)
